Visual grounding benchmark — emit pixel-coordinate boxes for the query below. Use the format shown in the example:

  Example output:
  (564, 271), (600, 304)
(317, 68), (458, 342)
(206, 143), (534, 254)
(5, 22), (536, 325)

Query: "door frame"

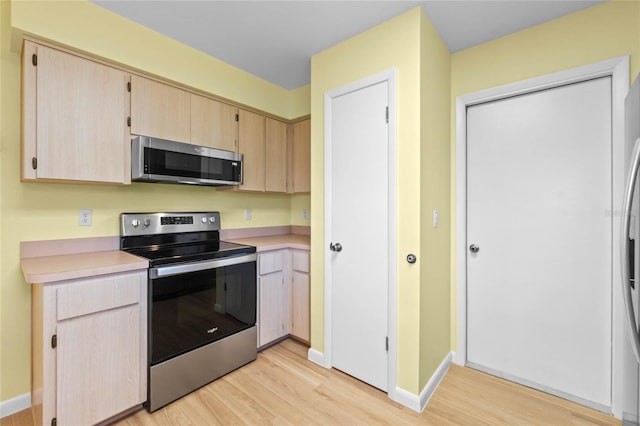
(322, 69), (398, 401)
(454, 56), (629, 417)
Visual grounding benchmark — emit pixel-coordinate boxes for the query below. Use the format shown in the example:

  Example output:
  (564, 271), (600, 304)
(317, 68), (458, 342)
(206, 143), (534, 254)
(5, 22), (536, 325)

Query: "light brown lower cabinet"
(31, 271), (147, 426)
(290, 250), (310, 342)
(257, 250), (290, 347)
(257, 249), (310, 348)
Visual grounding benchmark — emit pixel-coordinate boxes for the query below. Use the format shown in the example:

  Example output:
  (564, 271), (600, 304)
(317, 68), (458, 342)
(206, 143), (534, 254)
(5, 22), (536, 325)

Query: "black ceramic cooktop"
(125, 240), (255, 267)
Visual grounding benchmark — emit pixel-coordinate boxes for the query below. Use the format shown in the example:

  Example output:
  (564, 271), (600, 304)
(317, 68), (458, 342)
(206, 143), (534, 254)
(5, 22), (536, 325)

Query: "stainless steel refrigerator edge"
(622, 73), (640, 425)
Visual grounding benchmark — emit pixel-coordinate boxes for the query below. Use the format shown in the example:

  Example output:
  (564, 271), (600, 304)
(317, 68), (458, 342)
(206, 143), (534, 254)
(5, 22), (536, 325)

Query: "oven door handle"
(149, 253), (257, 278)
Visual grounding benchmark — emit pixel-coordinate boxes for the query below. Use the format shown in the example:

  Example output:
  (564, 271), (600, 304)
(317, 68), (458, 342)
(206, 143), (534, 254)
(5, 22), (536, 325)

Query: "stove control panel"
(121, 212), (221, 236)
(161, 216), (194, 225)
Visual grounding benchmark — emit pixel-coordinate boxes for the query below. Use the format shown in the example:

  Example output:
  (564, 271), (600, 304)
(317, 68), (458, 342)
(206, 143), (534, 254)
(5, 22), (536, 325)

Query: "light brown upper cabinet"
(190, 94), (238, 152)
(290, 119), (311, 193)
(22, 41), (131, 184)
(232, 113), (307, 194)
(131, 80), (237, 151)
(234, 111), (289, 193)
(265, 118), (288, 192)
(21, 40), (306, 190)
(238, 109), (266, 191)
(130, 75), (190, 143)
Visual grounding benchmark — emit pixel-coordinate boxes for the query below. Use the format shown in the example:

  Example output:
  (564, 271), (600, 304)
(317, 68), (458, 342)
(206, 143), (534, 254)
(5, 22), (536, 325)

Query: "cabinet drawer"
(57, 272), (143, 321)
(259, 251), (285, 275)
(291, 250), (309, 273)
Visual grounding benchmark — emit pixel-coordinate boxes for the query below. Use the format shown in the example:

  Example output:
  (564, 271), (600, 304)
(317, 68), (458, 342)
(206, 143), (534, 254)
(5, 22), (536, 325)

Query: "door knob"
(469, 244), (480, 253)
(329, 242), (343, 252)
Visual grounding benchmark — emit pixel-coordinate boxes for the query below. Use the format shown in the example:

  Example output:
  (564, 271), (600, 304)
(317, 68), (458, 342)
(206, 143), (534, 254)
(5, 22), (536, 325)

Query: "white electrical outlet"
(303, 208), (308, 220)
(244, 208), (252, 220)
(79, 209), (92, 226)
(433, 209), (439, 228)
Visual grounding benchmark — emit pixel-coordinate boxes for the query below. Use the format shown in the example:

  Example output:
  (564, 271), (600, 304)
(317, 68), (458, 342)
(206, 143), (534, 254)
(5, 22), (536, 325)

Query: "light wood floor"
(2, 339), (620, 425)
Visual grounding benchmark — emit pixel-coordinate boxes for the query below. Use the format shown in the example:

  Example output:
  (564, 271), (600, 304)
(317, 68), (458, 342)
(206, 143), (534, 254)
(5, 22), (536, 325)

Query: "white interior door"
(466, 77), (612, 408)
(329, 80), (389, 391)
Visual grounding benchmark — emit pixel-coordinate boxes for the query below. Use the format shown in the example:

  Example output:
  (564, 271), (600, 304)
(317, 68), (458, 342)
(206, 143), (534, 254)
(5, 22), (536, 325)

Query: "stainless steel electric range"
(120, 211), (257, 412)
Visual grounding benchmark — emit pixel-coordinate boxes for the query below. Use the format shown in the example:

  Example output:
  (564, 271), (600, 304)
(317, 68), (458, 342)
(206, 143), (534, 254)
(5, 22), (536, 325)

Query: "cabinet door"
(130, 75), (190, 143)
(191, 94), (238, 152)
(290, 250), (310, 342)
(259, 270), (287, 346)
(291, 119), (311, 193)
(258, 250), (290, 347)
(238, 109), (265, 191)
(57, 304), (142, 425)
(51, 271), (146, 426)
(23, 41), (130, 183)
(265, 118), (288, 192)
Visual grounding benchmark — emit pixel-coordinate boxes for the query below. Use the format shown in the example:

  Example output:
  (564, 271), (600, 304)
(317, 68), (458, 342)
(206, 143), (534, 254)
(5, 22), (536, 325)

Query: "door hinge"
(385, 106), (389, 123)
(127, 117), (131, 127)
(32, 54), (37, 66)
(385, 336), (389, 351)
(127, 81), (131, 92)
(32, 157), (37, 170)
(51, 417), (57, 426)
(235, 113), (239, 122)
(51, 334), (57, 349)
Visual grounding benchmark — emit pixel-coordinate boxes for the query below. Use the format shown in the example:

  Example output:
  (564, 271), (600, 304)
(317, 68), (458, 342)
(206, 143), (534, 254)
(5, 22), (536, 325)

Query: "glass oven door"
(149, 254), (256, 365)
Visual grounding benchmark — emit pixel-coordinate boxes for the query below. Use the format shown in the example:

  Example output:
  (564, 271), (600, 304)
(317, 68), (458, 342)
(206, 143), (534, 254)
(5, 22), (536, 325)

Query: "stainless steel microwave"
(131, 136), (242, 186)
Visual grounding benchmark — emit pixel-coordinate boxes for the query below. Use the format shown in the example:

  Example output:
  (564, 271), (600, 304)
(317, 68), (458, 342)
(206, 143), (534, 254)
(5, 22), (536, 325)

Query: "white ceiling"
(91, 0), (606, 90)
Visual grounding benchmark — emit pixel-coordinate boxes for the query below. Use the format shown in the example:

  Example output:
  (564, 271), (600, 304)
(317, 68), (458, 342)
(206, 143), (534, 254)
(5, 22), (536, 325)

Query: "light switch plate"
(244, 208), (252, 220)
(79, 209), (92, 226)
(303, 208), (308, 220)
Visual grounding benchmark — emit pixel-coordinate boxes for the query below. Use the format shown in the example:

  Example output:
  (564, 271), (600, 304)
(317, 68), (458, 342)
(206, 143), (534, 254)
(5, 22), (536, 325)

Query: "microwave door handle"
(621, 137), (640, 363)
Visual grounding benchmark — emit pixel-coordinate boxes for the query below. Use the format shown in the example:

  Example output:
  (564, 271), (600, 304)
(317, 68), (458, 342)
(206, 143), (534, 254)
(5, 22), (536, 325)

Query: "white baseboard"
(419, 351), (452, 411)
(308, 347), (329, 368)
(308, 348), (452, 414)
(0, 393), (30, 418)
(391, 351), (452, 413)
(624, 411), (639, 424)
(392, 386), (422, 412)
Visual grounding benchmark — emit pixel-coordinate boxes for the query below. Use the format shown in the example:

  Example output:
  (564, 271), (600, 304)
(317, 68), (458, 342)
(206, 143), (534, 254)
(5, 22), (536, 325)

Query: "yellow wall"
(310, 7), (451, 395)
(289, 85), (311, 121)
(449, 0), (640, 350)
(1, 0), (310, 403)
(419, 11), (451, 388)
(290, 194), (311, 226)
